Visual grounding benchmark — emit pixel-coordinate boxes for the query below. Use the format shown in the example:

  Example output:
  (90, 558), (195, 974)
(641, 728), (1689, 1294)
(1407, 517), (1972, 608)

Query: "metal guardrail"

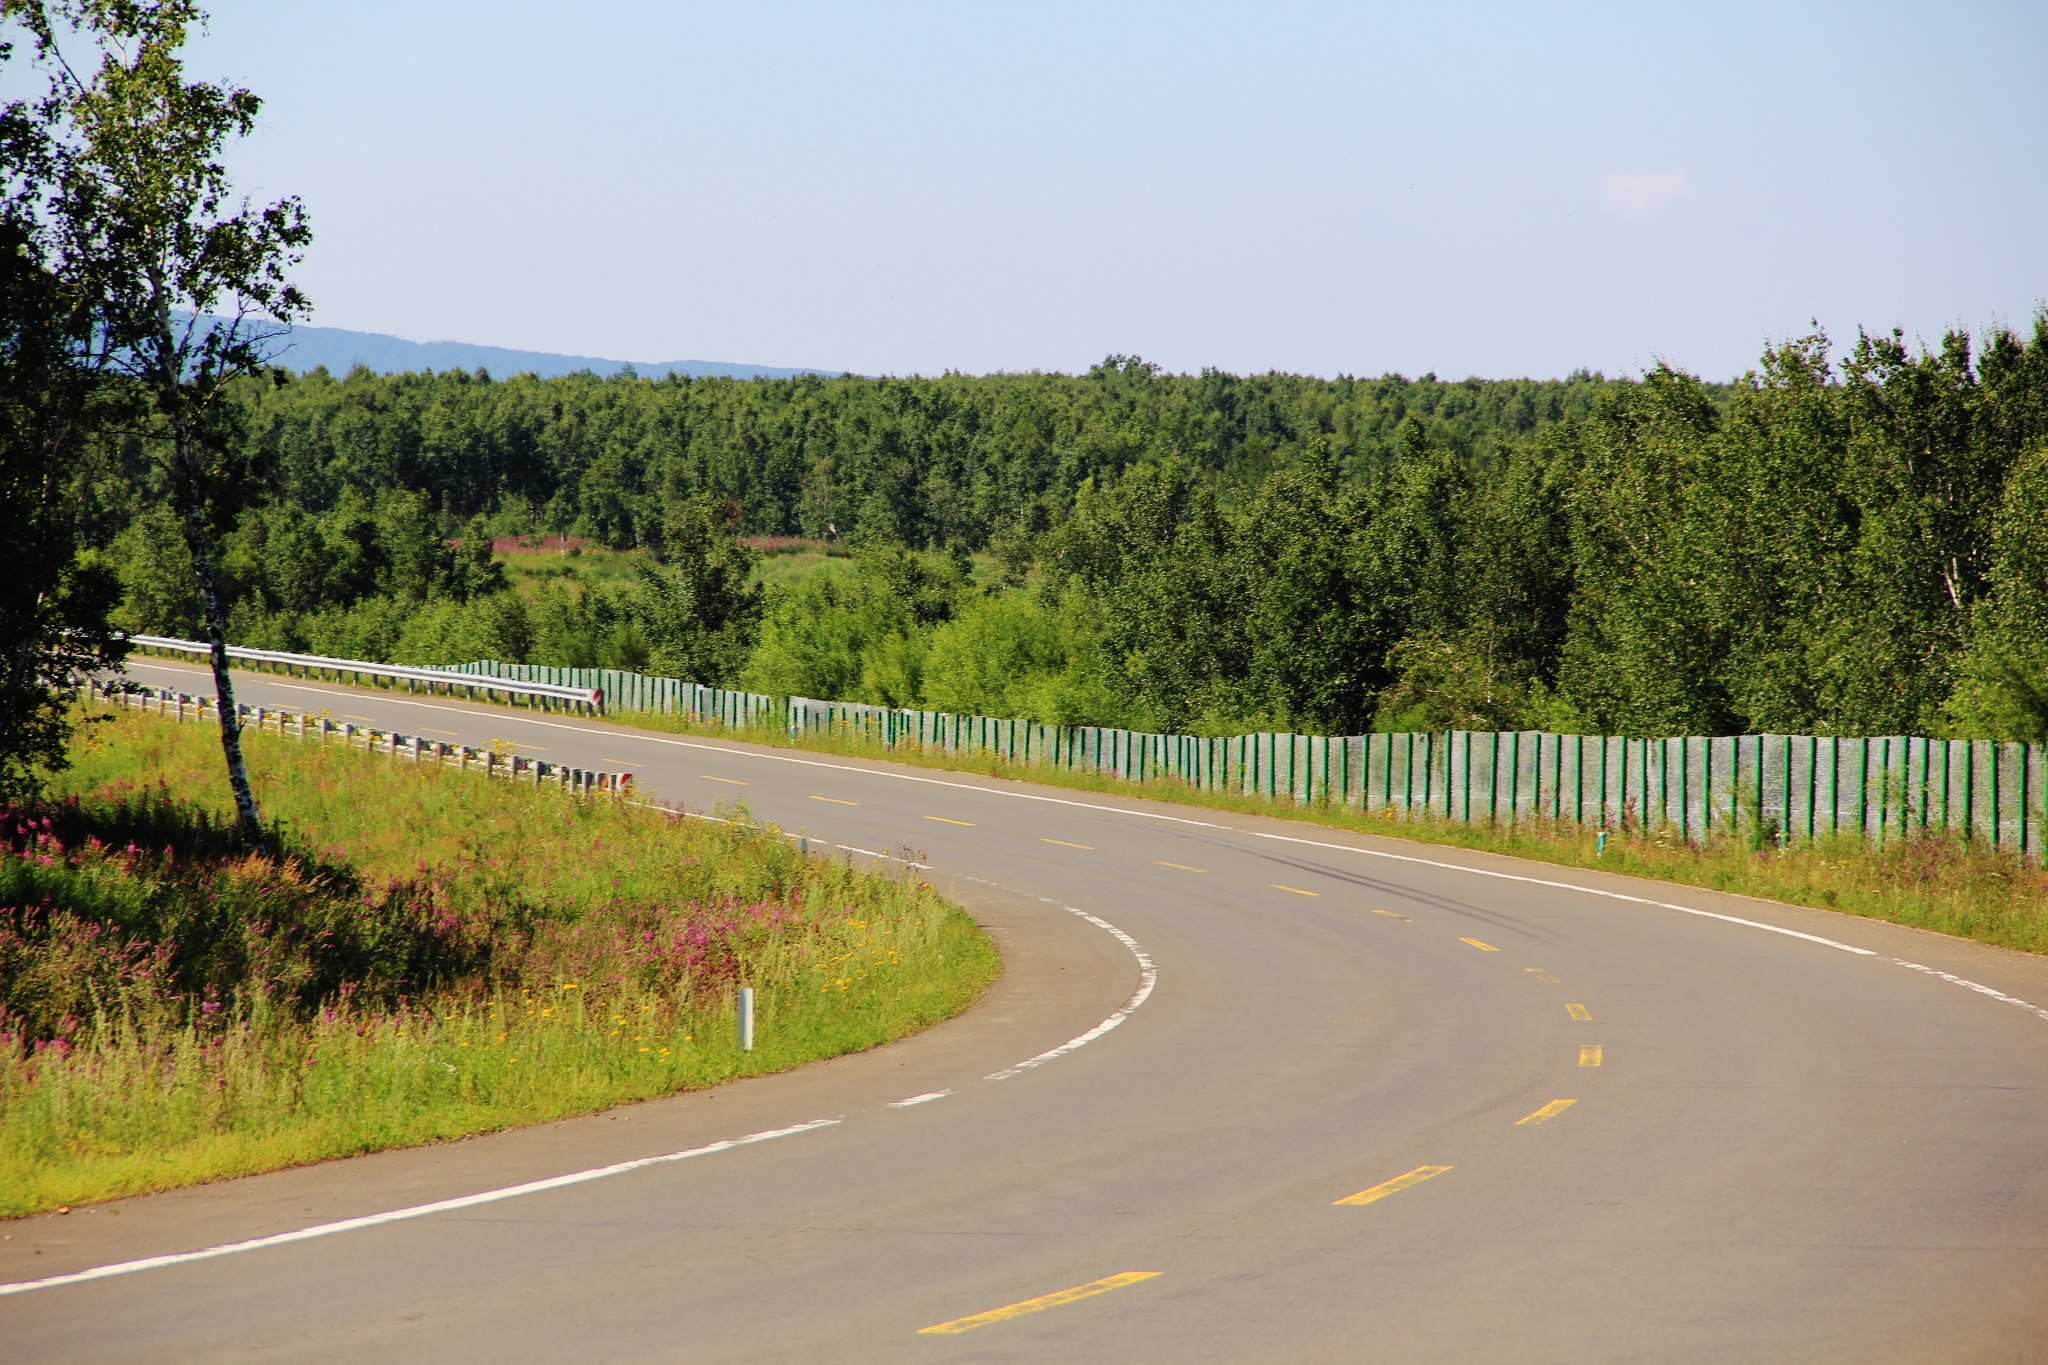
(125, 635), (604, 713)
(90, 677), (631, 794)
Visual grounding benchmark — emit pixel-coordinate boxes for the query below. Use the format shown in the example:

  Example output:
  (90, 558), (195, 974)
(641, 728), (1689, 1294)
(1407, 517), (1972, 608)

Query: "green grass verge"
(146, 660), (2048, 954)
(0, 708), (998, 1218)
(595, 706), (2048, 957)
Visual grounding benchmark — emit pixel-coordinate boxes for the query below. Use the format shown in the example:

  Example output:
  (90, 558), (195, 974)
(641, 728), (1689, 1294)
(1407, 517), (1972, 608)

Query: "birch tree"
(14, 0), (309, 846)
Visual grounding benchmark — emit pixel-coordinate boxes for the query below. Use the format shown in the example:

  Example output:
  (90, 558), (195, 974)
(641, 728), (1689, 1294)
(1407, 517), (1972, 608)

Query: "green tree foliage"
(738, 552), (970, 707)
(0, 26), (125, 798)
(1948, 444), (2048, 741)
(45, 242), (2048, 744)
(1040, 459), (1245, 730)
(1234, 442), (1381, 731)
(1545, 324), (2048, 738)
(919, 585), (1127, 725)
(198, 359), (1615, 555)
(17, 0), (309, 845)
(631, 494), (760, 684)
(1553, 366), (1734, 735)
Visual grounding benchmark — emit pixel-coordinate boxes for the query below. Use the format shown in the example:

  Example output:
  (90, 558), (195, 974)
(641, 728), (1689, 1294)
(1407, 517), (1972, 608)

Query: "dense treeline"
(89, 355), (1619, 675)
(88, 322), (2048, 743)
(233, 356), (1617, 549)
(1031, 323), (2048, 741)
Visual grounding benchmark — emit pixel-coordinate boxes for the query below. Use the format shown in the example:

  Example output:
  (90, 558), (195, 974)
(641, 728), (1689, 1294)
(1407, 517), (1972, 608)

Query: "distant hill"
(191, 316), (837, 381)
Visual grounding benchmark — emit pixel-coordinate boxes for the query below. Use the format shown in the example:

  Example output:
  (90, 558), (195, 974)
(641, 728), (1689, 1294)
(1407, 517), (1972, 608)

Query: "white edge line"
(1887, 957), (2048, 1023)
(985, 909), (1158, 1081)
(624, 797), (933, 870)
(887, 1090), (954, 1108)
(0, 1119), (839, 1298)
(137, 663), (2048, 1030)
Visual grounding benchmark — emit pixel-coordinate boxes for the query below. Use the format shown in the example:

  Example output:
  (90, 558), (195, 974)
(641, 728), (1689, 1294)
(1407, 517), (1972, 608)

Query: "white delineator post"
(738, 987), (755, 1053)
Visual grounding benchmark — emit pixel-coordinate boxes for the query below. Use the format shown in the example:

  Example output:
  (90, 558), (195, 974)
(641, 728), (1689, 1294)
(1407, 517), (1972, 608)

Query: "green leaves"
(632, 495), (761, 685)
(1946, 441), (2048, 742)
(0, 9), (128, 799)
(7, 0), (313, 846)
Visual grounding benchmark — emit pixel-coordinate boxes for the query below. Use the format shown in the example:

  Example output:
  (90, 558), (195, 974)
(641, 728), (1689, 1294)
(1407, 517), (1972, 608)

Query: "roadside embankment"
(0, 708), (998, 1218)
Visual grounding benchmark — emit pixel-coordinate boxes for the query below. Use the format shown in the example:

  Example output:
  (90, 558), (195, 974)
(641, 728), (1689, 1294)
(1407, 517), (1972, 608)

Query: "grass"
(496, 539), (646, 596)
(749, 548), (855, 590)
(137, 657), (2048, 957)
(492, 537), (851, 593)
(603, 706), (2048, 957)
(0, 707), (998, 1218)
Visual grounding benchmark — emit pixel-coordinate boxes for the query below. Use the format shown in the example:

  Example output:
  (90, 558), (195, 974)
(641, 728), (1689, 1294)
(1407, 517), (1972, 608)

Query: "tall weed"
(0, 712), (996, 1216)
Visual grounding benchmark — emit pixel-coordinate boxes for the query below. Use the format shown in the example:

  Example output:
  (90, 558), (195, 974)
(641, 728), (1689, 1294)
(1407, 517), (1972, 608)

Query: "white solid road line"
(1887, 956), (2048, 1024)
(130, 661), (2048, 1032)
(978, 894), (1160, 1083)
(0, 1119), (841, 1298)
(629, 797), (935, 870)
(888, 1090), (955, 1108)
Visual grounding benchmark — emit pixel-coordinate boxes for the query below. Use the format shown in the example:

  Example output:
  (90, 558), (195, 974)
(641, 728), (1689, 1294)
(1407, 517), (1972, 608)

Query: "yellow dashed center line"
(809, 795), (858, 806)
(1517, 1098), (1578, 1125)
(343, 714), (377, 723)
(1579, 1045), (1603, 1067)
(1335, 1164), (1452, 1206)
(918, 1271), (1162, 1335)
(1524, 966), (1559, 983)
(1372, 908), (1413, 920)
(1460, 937), (1499, 952)
(1565, 1002), (1592, 1022)
(923, 816), (975, 827)
(701, 775), (748, 786)
(1156, 861), (1207, 873)
(422, 728), (460, 736)
(1041, 838), (1094, 849)
(1270, 884), (1318, 896)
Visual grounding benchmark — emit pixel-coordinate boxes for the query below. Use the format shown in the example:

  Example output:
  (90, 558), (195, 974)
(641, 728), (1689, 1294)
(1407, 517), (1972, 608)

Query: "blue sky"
(187, 1), (2045, 379)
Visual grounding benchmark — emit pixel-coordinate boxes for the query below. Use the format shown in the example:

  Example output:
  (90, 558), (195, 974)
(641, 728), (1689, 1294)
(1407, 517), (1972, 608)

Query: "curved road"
(6, 661), (2048, 1362)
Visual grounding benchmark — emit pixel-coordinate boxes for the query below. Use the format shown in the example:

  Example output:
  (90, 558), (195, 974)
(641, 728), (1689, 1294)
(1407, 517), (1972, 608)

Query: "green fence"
(452, 662), (2046, 862)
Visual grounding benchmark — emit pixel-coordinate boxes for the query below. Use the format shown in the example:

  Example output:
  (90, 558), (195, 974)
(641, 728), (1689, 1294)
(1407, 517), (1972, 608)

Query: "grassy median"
(0, 709), (998, 1218)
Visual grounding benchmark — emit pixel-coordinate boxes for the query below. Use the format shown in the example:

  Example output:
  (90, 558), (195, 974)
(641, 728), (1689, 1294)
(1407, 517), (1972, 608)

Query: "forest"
(86, 322), (2048, 744)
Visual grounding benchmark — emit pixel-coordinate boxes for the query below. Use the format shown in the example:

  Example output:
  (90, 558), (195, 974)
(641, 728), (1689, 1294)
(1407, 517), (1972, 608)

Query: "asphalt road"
(6, 661), (2048, 1362)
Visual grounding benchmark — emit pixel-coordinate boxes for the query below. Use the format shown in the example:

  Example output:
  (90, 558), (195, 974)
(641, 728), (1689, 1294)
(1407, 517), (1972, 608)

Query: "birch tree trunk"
(173, 415), (265, 852)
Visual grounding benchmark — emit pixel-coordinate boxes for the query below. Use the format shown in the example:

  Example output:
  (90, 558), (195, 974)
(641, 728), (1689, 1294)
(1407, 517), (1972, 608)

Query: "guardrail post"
(738, 987), (754, 1052)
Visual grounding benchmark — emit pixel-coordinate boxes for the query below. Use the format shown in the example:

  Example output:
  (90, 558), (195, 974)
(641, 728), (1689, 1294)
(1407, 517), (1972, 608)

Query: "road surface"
(5, 660), (2048, 1362)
